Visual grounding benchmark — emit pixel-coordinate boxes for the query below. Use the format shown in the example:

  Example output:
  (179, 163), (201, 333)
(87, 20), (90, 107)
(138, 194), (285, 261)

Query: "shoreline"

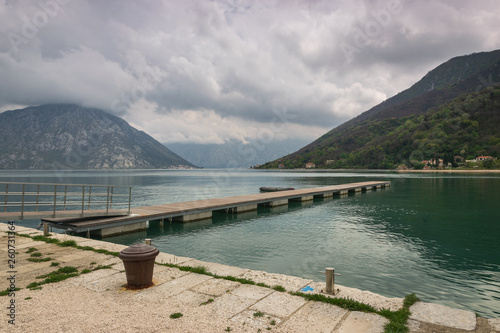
(267, 168), (500, 173)
(2, 224), (500, 332)
(395, 169), (500, 173)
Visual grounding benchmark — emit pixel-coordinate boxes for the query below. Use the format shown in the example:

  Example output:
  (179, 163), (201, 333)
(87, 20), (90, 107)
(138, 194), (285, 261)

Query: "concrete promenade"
(1, 224), (499, 332)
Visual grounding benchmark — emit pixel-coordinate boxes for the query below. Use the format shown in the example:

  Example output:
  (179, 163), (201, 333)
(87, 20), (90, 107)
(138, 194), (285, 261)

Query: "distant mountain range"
(0, 104), (195, 170)
(259, 49), (500, 169)
(167, 138), (309, 168)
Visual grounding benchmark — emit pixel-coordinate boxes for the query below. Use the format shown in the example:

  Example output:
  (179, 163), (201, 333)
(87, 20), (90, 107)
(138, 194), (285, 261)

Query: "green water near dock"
(2, 169), (499, 317)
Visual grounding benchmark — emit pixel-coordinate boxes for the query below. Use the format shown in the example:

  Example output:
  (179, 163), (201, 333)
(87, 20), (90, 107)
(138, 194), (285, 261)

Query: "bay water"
(1, 169), (499, 317)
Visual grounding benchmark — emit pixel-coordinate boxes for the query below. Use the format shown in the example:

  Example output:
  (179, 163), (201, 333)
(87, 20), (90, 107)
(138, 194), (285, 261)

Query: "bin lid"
(119, 243), (159, 260)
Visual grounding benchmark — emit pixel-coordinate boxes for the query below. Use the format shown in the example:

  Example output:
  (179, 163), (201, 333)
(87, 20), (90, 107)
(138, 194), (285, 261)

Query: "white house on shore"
(305, 163), (316, 169)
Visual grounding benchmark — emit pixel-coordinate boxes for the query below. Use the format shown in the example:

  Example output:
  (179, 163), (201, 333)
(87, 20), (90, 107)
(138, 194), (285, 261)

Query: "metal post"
(52, 185), (57, 217)
(63, 185), (67, 211)
(109, 186), (114, 209)
(325, 267), (335, 294)
(43, 223), (49, 236)
(88, 186), (92, 210)
(81, 186), (85, 215)
(21, 184), (25, 219)
(145, 239), (151, 246)
(106, 187), (110, 214)
(36, 184), (40, 212)
(3, 184), (8, 212)
(128, 187), (132, 214)
(87, 186), (92, 210)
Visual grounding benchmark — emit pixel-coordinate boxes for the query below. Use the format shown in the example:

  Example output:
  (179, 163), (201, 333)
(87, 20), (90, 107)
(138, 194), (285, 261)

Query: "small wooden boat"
(259, 187), (295, 192)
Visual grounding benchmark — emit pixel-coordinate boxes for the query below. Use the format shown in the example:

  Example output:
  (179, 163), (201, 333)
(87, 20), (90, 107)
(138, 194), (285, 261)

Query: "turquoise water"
(1, 169), (499, 317)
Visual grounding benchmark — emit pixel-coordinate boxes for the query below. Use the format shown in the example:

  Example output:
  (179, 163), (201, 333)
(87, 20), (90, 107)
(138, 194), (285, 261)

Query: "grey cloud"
(0, 0), (499, 144)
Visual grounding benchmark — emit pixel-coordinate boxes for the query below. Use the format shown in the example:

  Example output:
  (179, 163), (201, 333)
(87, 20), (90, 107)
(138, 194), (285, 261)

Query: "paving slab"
(76, 270), (126, 293)
(335, 311), (388, 333)
(67, 268), (123, 290)
(230, 284), (275, 300)
(230, 309), (282, 331)
(75, 239), (127, 252)
(168, 289), (214, 308)
(488, 318), (500, 331)
(406, 319), (422, 332)
(190, 277), (240, 296)
(2, 238), (46, 250)
(250, 291), (308, 318)
(181, 258), (250, 277)
(241, 269), (313, 292)
(134, 272), (213, 300)
(148, 265), (190, 285)
(155, 252), (191, 265)
(56, 251), (94, 263)
(279, 301), (348, 333)
(209, 293), (259, 318)
(409, 302), (477, 330)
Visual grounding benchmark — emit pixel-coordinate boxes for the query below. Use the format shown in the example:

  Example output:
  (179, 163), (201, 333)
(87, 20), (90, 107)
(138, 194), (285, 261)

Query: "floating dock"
(40, 181), (390, 237)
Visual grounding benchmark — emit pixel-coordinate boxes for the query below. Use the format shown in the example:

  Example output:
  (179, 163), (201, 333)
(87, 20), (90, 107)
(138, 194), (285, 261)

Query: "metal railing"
(0, 182), (132, 220)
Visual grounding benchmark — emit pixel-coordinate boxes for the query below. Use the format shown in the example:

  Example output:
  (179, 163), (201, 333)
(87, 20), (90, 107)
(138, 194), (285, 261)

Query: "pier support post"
(43, 223), (49, 236)
(145, 238), (151, 246)
(290, 195), (314, 202)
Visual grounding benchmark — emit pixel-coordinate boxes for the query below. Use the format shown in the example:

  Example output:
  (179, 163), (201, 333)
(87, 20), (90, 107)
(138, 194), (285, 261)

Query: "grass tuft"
(253, 311), (264, 317)
(29, 266), (79, 289)
(169, 312), (183, 319)
(0, 288), (20, 296)
(200, 298), (214, 306)
(32, 235), (59, 244)
(403, 293), (419, 308)
(292, 292), (377, 312)
(27, 257), (53, 262)
(59, 240), (77, 247)
(272, 285), (286, 292)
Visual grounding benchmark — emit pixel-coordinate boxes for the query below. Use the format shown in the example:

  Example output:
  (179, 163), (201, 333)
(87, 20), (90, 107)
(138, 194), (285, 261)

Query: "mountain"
(168, 138), (310, 168)
(0, 104), (196, 169)
(259, 49), (500, 169)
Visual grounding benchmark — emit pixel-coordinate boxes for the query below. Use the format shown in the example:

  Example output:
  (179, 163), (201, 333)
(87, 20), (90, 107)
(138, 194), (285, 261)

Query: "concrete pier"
(33, 181), (391, 237)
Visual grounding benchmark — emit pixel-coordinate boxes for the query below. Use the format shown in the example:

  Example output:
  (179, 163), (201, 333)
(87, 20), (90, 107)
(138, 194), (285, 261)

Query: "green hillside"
(259, 50), (500, 170)
(264, 86), (500, 169)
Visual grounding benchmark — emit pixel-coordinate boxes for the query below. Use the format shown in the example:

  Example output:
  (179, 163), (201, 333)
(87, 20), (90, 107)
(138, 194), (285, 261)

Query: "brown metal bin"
(119, 243), (159, 289)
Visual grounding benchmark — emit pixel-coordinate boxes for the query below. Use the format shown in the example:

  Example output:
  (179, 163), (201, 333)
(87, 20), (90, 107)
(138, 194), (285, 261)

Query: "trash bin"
(119, 243), (159, 289)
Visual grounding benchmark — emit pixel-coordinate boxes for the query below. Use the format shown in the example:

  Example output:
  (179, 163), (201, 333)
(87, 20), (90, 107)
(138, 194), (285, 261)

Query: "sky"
(1, 0), (499, 145)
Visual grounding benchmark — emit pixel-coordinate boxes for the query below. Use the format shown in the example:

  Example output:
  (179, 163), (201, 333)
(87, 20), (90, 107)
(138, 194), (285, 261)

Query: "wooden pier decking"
(38, 181), (390, 237)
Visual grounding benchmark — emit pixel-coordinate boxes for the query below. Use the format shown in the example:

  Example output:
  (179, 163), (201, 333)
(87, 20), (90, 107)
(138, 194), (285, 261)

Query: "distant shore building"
(476, 156), (494, 161)
(305, 163), (316, 169)
(278, 163), (285, 169)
